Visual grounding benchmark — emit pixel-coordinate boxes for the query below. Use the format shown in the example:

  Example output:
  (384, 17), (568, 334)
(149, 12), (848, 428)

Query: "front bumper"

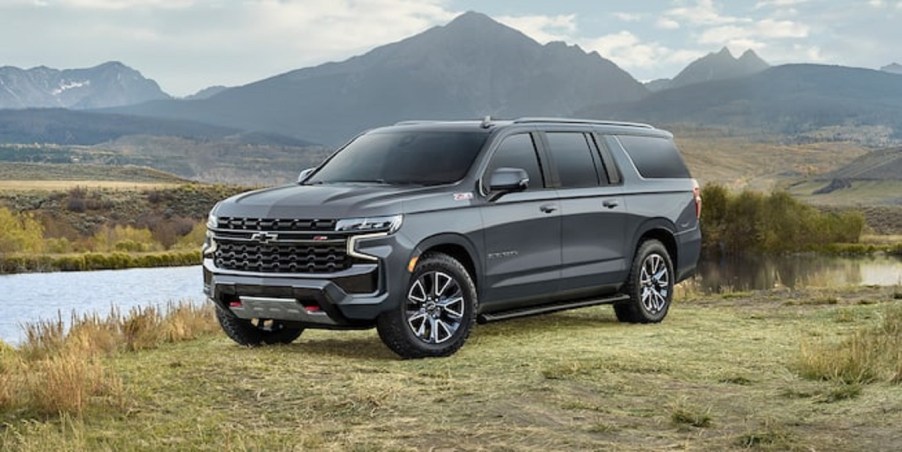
(204, 232), (414, 327)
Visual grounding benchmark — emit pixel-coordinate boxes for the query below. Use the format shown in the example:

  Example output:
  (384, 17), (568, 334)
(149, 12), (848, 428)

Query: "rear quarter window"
(617, 135), (691, 179)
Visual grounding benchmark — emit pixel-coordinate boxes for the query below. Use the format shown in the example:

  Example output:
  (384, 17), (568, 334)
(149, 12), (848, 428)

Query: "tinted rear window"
(545, 132), (600, 188)
(617, 135), (691, 179)
(308, 131), (487, 186)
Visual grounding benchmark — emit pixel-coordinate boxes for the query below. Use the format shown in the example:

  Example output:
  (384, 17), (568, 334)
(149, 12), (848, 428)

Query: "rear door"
(479, 132), (561, 310)
(540, 131), (629, 293)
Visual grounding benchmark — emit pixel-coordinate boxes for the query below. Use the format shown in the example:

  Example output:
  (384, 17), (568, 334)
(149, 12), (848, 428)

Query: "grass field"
(2, 286), (900, 451)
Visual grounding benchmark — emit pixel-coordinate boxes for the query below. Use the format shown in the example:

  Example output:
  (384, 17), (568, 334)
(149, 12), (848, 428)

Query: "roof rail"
(512, 117), (655, 129)
(393, 120), (443, 126)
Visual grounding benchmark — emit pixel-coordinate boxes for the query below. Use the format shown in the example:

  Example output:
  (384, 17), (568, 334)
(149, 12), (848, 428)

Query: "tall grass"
(0, 302), (217, 416)
(701, 185), (865, 254)
(797, 304), (902, 384)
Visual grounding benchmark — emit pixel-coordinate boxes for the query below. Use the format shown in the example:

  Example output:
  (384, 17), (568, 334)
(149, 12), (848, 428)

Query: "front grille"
(214, 240), (351, 273)
(217, 217), (337, 232)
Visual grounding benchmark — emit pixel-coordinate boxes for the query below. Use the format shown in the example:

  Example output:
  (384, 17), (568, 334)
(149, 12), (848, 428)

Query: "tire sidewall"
(631, 241), (674, 322)
(383, 254), (477, 357)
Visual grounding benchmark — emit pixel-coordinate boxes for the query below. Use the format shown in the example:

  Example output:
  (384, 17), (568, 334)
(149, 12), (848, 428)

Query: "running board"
(477, 294), (629, 323)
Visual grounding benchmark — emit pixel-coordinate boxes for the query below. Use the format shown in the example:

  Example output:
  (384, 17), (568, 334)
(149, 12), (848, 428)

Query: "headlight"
(336, 214), (402, 234)
(206, 212), (218, 230)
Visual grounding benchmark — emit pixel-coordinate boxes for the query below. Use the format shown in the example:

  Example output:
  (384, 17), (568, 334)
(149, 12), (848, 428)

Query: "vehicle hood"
(212, 183), (473, 219)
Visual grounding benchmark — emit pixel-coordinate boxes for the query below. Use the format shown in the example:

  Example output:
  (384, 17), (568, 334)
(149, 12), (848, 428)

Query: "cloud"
(755, 0), (807, 8)
(656, 17), (681, 29)
(46, 0), (194, 9)
(613, 12), (641, 22)
(700, 18), (808, 47)
(664, 0), (747, 26)
(496, 14), (577, 43)
(581, 31), (704, 70)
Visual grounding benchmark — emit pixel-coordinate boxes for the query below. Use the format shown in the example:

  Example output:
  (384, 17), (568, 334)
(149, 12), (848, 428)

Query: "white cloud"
(755, 0), (807, 8)
(868, 0), (884, 7)
(496, 14), (577, 43)
(656, 17), (681, 29)
(613, 12), (641, 22)
(53, 0), (194, 9)
(664, 0), (747, 26)
(581, 31), (703, 70)
(700, 18), (808, 46)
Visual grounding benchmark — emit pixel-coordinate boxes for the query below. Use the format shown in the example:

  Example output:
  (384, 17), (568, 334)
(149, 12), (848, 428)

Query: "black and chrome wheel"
(377, 252), (477, 359)
(215, 307), (304, 346)
(615, 239), (674, 323)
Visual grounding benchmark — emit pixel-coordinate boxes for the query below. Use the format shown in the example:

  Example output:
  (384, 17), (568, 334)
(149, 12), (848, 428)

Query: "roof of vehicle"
(375, 117), (672, 138)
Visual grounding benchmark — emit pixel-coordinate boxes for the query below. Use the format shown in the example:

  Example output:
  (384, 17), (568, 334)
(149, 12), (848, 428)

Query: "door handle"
(603, 200), (620, 209)
(539, 204), (558, 214)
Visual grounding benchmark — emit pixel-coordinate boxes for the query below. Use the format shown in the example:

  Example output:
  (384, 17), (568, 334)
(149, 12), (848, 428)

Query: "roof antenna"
(480, 116), (493, 129)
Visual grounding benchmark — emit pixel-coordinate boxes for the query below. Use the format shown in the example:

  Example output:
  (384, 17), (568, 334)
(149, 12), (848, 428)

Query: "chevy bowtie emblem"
(312, 236), (329, 241)
(250, 232), (278, 243)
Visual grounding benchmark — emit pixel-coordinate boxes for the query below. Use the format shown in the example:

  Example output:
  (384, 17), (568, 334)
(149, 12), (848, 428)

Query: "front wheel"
(215, 307), (304, 346)
(376, 252), (477, 359)
(615, 239), (674, 324)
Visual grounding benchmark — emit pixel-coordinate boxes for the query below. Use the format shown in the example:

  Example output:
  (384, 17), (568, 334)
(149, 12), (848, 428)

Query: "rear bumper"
(675, 227), (702, 283)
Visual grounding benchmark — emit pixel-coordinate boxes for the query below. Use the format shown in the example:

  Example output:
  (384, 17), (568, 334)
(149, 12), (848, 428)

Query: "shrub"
(173, 221), (207, 250)
(91, 225), (160, 253)
(0, 207), (45, 253)
(700, 184), (865, 254)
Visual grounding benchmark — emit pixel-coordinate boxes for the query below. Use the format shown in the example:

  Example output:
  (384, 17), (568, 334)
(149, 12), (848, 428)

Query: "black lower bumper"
(203, 260), (393, 328)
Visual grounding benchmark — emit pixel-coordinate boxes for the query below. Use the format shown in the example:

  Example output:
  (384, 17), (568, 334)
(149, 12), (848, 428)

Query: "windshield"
(306, 131), (488, 186)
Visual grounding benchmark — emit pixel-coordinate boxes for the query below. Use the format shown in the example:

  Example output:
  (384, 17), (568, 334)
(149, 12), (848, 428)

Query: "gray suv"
(203, 118), (701, 359)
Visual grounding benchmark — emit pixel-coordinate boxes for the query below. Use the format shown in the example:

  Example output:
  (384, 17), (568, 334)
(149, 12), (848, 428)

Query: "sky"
(1, 0), (900, 96)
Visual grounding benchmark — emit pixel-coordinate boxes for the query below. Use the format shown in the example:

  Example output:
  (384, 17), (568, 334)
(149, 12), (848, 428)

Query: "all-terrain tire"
(376, 252), (478, 359)
(615, 239), (674, 324)
(215, 306), (304, 346)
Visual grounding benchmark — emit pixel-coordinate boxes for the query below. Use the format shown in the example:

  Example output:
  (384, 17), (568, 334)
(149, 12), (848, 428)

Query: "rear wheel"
(376, 252), (477, 359)
(215, 307), (304, 346)
(615, 239), (674, 324)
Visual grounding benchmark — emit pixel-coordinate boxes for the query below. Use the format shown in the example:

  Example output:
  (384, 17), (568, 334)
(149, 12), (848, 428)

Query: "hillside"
(109, 12), (648, 145)
(582, 64), (902, 144)
(0, 62), (168, 109)
(653, 48), (769, 91)
(824, 147), (902, 180)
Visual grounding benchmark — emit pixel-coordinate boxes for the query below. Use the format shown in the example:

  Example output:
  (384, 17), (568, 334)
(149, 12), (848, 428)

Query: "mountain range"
(646, 47), (769, 92)
(882, 63), (902, 75)
(0, 11), (900, 148)
(109, 12), (647, 145)
(0, 62), (169, 109)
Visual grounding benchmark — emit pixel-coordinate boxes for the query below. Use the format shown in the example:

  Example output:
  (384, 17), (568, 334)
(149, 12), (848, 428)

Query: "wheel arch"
(411, 233), (482, 295)
(629, 219), (679, 269)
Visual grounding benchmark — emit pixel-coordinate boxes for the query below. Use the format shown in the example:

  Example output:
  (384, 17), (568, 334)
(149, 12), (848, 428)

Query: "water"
(0, 266), (204, 344)
(0, 257), (900, 344)
(696, 255), (902, 293)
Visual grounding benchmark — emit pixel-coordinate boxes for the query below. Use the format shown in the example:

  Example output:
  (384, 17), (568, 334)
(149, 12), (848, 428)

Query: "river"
(1, 256), (900, 344)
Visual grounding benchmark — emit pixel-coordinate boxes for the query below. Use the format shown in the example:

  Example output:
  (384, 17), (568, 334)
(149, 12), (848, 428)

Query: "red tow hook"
(228, 300), (242, 308)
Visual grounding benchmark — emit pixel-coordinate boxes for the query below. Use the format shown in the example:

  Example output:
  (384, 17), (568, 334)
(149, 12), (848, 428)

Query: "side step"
(477, 294), (629, 323)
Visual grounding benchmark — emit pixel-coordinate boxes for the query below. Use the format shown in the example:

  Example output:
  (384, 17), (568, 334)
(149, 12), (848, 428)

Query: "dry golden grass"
(797, 303), (902, 384)
(0, 180), (180, 191)
(0, 302), (216, 416)
(2, 288), (901, 450)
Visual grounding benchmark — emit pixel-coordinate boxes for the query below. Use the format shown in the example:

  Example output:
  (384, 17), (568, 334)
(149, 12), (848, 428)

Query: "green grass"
(2, 286), (901, 450)
(0, 250), (201, 274)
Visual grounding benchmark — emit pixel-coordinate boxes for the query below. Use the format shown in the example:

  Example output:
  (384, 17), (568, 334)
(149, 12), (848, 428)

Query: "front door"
(479, 133), (561, 310)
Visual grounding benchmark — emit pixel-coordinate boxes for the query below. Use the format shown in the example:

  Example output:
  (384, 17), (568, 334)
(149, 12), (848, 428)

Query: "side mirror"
(297, 168), (315, 184)
(489, 167), (529, 194)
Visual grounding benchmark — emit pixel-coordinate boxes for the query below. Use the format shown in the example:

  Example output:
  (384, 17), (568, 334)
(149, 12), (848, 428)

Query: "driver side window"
(484, 134), (544, 191)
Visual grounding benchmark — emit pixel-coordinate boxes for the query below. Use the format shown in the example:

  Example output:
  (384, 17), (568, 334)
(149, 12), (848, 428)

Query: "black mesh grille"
(214, 240), (351, 273)
(217, 217), (337, 232)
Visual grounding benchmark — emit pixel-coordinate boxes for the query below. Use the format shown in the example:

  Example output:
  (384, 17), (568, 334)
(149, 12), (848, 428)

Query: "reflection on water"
(0, 256), (900, 343)
(696, 255), (902, 293)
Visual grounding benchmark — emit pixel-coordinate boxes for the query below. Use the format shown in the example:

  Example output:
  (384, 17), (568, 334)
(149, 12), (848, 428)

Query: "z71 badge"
(453, 192), (474, 201)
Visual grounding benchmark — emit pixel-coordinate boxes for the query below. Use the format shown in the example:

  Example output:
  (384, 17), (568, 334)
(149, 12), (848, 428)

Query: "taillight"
(692, 180), (702, 220)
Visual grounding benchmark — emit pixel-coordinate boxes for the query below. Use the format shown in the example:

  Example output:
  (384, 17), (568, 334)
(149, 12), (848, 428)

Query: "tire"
(215, 306), (304, 346)
(376, 252), (477, 359)
(615, 239), (674, 324)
